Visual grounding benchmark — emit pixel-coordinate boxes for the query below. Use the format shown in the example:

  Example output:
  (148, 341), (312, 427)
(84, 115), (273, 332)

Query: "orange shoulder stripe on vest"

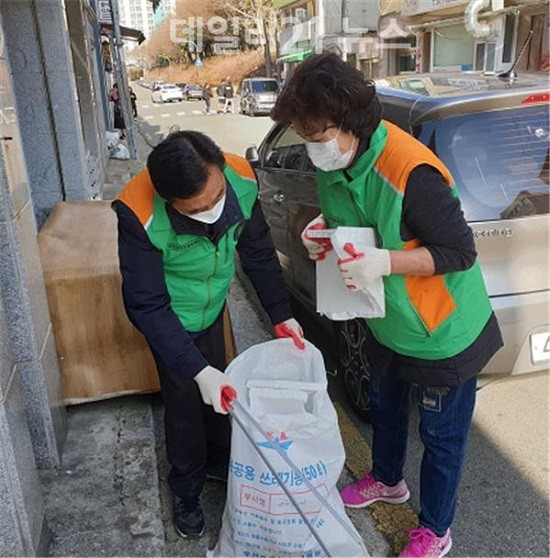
(223, 152), (256, 181)
(403, 239), (457, 333)
(115, 169), (155, 227)
(375, 121), (454, 192)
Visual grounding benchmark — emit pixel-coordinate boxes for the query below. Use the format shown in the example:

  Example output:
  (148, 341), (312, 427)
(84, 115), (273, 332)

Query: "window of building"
(502, 13), (516, 64)
(432, 24), (475, 71)
(293, 7), (309, 23)
(395, 36), (416, 74)
(474, 40), (497, 72)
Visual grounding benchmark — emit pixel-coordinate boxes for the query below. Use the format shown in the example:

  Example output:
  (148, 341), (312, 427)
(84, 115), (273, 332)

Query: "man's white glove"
(274, 318), (305, 350)
(338, 242), (391, 291)
(301, 214), (333, 261)
(194, 366), (237, 415)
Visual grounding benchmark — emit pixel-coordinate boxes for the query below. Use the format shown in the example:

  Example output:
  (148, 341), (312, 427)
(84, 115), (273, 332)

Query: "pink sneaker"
(399, 527), (452, 558)
(340, 472), (410, 508)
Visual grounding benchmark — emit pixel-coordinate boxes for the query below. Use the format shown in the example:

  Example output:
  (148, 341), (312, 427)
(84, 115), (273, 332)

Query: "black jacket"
(112, 182), (292, 381)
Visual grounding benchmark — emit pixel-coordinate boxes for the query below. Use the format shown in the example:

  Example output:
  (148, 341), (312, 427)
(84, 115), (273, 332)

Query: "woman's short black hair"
(271, 52), (382, 139)
(147, 130), (225, 202)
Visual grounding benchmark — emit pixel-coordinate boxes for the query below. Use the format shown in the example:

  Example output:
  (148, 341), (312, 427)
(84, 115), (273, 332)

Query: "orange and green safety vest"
(116, 154), (258, 332)
(317, 120), (492, 360)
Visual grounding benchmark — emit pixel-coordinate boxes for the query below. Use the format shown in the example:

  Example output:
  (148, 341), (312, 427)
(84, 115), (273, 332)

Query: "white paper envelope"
(316, 227), (385, 320)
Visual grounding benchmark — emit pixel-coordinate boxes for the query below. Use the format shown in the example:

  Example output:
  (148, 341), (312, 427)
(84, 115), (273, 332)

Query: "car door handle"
(273, 192), (285, 203)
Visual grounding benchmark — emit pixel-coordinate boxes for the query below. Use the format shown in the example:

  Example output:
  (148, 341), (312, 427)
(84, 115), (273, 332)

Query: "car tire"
(337, 319), (372, 421)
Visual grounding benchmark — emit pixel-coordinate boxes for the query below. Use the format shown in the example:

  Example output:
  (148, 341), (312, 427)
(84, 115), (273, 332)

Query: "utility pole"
(108, 0), (138, 159)
(341, 0), (349, 61)
(263, 16), (272, 77)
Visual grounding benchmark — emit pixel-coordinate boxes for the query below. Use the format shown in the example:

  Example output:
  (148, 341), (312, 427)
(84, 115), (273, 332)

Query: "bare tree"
(226, 0), (277, 77)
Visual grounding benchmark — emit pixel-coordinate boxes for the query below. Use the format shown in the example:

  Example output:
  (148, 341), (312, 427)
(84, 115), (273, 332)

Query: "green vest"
(317, 121), (492, 360)
(145, 165), (257, 332)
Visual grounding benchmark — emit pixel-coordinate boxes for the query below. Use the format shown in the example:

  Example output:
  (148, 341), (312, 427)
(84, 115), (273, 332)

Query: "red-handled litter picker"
(223, 387), (365, 557)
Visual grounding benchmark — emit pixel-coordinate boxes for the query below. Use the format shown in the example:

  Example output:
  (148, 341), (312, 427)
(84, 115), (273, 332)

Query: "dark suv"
(246, 72), (549, 419)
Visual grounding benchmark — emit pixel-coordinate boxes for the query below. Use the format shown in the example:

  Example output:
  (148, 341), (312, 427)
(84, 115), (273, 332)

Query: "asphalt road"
(135, 84), (273, 156)
(133, 84), (549, 557)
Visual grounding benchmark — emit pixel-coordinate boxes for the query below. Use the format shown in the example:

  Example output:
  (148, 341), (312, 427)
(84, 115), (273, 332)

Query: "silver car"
(247, 72), (549, 418)
(239, 77), (280, 116)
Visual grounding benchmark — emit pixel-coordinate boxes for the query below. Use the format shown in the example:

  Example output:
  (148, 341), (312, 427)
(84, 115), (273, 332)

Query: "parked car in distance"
(239, 77), (280, 116)
(246, 72), (549, 419)
(182, 83), (204, 101)
(175, 82), (188, 92)
(151, 84), (183, 103)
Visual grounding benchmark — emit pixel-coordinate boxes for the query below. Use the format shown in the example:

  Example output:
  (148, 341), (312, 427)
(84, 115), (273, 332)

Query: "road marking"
(335, 403), (418, 555)
(142, 104), (150, 109)
(143, 115), (153, 120)
(160, 114), (169, 118)
(192, 110), (203, 114)
(176, 111), (186, 116)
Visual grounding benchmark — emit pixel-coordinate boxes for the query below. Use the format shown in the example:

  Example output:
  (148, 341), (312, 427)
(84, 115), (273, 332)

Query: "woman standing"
(271, 53), (503, 558)
(129, 86), (138, 119)
(109, 83), (126, 139)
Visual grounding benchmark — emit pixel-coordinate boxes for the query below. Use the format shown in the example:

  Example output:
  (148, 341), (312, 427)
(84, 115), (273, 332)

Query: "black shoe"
(173, 496), (204, 539)
(206, 463), (229, 483)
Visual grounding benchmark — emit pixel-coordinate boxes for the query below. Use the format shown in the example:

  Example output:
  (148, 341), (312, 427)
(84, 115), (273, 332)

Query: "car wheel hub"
(338, 320), (371, 416)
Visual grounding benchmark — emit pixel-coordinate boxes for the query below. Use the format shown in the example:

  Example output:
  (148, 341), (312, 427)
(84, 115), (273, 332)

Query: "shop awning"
(100, 23), (146, 44)
(277, 49), (312, 63)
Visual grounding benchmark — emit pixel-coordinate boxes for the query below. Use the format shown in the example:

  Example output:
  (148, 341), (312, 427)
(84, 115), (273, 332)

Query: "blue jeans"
(369, 358), (477, 536)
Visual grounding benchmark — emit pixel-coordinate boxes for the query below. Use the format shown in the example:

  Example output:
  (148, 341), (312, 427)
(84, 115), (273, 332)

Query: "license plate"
(530, 332), (550, 364)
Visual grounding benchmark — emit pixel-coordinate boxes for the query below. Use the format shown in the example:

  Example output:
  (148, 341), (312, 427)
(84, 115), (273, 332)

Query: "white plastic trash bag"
(109, 143), (130, 160)
(105, 130), (120, 150)
(209, 339), (368, 557)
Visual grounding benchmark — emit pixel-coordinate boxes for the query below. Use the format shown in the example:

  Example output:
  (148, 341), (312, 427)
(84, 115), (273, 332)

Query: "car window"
(251, 81), (279, 93)
(264, 126), (309, 170)
(415, 105), (549, 222)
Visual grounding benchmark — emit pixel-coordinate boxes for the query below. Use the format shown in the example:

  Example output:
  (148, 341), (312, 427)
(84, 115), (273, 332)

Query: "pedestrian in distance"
(108, 83), (126, 139)
(129, 86), (138, 119)
(271, 52), (503, 558)
(223, 78), (235, 114)
(202, 83), (212, 114)
(112, 130), (305, 540)
(216, 78), (226, 113)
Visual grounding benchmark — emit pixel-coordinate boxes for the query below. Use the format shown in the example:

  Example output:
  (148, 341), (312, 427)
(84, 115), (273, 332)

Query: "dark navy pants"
(155, 310), (231, 504)
(369, 343), (477, 536)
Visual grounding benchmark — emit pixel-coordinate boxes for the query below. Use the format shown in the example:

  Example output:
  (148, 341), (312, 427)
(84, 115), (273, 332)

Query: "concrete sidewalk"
(38, 125), (389, 557)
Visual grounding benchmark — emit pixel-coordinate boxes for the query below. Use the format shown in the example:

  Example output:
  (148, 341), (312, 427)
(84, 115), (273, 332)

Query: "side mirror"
(245, 145), (260, 166)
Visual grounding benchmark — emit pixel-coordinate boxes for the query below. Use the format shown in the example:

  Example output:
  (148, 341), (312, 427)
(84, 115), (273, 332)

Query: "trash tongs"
(223, 388), (365, 557)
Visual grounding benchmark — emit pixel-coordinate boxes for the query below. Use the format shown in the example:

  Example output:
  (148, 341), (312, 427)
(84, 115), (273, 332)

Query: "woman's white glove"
(301, 214), (333, 261)
(338, 242), (391, 290)
(194, 366), (237, 415)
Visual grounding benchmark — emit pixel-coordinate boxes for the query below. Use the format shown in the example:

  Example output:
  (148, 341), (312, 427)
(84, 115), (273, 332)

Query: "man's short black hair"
(147, 130), (225, 202)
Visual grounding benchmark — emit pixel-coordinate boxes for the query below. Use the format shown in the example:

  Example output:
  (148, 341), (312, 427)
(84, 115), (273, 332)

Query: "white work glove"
(301, 214), (333, 261)
(193, 366), (237, 415)
(338, 242), (391, 291)
(274, 318), (305, 350)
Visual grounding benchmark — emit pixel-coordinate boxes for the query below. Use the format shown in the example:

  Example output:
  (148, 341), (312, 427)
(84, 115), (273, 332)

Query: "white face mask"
(185, 194), (226, 224)
(306, 129), (355, 171)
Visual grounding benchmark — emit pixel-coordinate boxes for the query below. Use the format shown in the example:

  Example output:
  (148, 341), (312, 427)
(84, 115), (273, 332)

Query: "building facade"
(401, 0), (549, 74)
(152, 0), (177, 28)
(276, 0), (548, 79)
(118, 0), (155, 48)
(0, 0), (115, 554)
(277, 0), (384, 78)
